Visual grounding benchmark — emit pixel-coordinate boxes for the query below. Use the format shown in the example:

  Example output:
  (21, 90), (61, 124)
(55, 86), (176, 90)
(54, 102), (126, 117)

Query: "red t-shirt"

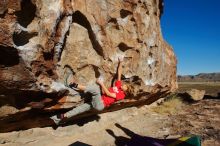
(102, 80), (125, 107)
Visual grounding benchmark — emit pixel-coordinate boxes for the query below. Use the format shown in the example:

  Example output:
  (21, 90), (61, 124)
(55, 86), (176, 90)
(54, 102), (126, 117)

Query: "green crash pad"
(168, 135), (201, 146)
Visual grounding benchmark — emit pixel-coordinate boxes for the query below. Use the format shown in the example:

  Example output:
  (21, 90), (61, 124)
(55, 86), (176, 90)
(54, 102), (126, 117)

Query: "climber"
(50, 57), (133, 125)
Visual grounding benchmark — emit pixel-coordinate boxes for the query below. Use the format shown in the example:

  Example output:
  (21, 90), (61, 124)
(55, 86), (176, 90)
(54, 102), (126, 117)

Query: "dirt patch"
(168, 99), (220, 146)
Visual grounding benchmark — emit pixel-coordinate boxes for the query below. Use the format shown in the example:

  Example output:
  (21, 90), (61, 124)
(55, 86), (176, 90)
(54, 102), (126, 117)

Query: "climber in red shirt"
(50, 57), (133, 125)
(101, 79), (125, 107)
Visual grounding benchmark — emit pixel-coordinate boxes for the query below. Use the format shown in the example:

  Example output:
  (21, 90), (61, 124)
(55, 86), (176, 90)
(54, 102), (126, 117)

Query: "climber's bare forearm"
(101, 88), (105, 94)
(117, 61), (122, 81)
(99, 83), (116, 98)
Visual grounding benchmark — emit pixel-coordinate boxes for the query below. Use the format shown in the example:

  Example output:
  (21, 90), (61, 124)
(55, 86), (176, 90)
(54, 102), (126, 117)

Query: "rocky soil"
(0, 97), (219, 146)
(168, 99), (220, 146)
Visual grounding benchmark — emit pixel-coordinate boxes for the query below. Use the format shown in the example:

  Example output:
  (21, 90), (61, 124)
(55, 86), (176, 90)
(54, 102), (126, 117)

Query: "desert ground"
(0, 82), (219, 146)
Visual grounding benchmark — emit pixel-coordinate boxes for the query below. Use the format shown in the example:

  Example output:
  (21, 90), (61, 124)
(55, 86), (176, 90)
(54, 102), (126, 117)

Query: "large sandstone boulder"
(0, 0), (177, 132)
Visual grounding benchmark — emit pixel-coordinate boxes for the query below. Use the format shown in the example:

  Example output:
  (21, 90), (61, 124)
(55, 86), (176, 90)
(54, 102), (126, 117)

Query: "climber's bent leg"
(84, 85), (105, 111)
(65, 103), (92, 118)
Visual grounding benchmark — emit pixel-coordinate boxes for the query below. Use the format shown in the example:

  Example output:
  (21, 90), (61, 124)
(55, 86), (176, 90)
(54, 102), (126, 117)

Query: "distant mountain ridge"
(178, 72), (220, 82)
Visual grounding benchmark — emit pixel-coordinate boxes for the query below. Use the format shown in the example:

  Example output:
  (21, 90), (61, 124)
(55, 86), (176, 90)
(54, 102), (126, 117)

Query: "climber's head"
(122, 83), (134, 97)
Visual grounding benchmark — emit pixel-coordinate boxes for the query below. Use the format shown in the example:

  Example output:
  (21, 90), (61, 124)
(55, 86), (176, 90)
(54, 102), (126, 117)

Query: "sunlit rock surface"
(0, 0), (177, 132)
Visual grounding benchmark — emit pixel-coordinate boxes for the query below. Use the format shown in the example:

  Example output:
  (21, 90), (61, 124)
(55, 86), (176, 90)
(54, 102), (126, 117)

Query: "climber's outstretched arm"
(117, 57), (123, 81)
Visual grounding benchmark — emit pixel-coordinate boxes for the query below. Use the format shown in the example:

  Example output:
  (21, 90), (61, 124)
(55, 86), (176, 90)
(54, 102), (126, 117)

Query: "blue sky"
(161, 0), (220, 75)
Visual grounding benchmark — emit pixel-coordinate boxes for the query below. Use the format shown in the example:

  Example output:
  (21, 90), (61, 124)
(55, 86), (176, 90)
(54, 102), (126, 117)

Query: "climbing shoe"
(50, 113), (65, 125)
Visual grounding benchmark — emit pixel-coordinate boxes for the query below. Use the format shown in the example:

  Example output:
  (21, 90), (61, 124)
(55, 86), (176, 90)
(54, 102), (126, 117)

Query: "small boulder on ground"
(186, 89), (206, 101)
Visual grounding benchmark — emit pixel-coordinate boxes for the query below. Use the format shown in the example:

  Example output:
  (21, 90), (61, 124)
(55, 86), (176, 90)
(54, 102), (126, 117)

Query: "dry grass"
(152, 94), (183, 115)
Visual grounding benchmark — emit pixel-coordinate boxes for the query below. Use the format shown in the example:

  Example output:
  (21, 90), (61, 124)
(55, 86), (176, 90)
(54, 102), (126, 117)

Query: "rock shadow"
(13, 31), (38, 46)
(118, 42), (133, 52)
(177, 93), (195, 102)
(15, 0), (36, 27)
(69, 141), (92, 146)
(0, 46), (20, 67)
(0, 89), (60, 109)
(120, 9), (133, 18)
(65, 114), (100, 127)
(106, 123), (200, 146)
(72, 11), (104, 57)
(204, 93), (220, 100)
(0, 110), (54, 133)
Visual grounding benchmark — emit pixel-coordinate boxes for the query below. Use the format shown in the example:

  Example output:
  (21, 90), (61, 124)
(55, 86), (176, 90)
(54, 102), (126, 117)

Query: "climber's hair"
(123, 83), (134, 97)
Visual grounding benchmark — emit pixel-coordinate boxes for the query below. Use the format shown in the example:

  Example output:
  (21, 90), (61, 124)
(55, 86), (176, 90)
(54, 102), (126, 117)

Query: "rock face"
(0, 0), (177, 132)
